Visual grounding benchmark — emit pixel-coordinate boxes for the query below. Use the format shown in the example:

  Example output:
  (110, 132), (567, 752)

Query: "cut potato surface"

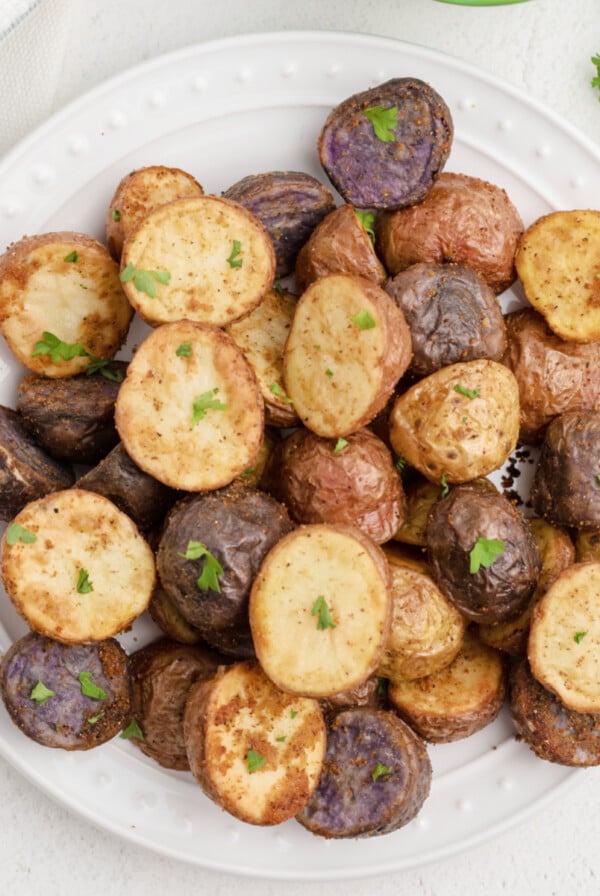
(515, 210), (600, 343)
(184, 660), (326, 826)
(106, 165), (204, 259)
(115, 320), (264, 491)
(120, 195), (275, 327)
(249, 524), (391, 697)
(0, 232), (133, 377)
(283, 274), (411, 437)
(528, 562), (600, 712)
(1, 488), (155, 643)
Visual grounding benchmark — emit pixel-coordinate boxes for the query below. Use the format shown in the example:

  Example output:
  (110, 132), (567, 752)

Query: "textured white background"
(1, 0), (600, 893)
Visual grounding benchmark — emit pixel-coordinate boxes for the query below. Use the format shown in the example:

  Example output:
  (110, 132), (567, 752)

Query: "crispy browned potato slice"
(184, 660), (326, 825)
(388, 630), (506, 742)
(250, 524), (391, 697)
(120, 196), (275, 327)
(283, 274), (412, 438)
(528, 561), (600, 712)
(1, 488), (155, 643)
(106, 165), (204, 259)
(515, 210), (600, 342)
(225, 286), (299, 427)
(392, 476), (441, 546)
(115, 320), (264, 491)
(478, 518), (575, 656)
(575, 529), (600, 563)
(377, 552), (465, 682)
(389, 360), (520, 484)
(0, 232), (133, 377)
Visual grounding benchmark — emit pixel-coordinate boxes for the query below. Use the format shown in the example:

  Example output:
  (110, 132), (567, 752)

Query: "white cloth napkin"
(0, 0), (73, 156)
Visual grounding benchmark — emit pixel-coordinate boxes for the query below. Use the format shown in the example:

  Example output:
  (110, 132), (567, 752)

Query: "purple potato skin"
(1, 633), (131, 749)
(296, 708), (431, 838)
(223, 171), (336, 277)
(318, 78), (453, 210)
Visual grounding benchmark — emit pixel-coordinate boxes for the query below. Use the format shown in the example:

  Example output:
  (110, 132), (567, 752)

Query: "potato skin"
(501, 308), (600, 443)
(318, 78), (453, 210)
(295, 204), (386, 294)
(376, 173), (523, 294)
(530, 410), (600, 528)
(426, 479), (541, 624)
(384, 262), (507, 377)
(277, 427), (406, 544)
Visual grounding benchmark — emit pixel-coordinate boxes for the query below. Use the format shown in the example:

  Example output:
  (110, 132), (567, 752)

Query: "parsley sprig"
(363, 105), (398, 142)
(355, 210), (376, 242)
(227, 240), (243, 268)
(32, 331), (123, 381)
(179, 540), (224, 592)
(592, 54), (600, 99)
(6, 523), (37, 545)
(469, 537), (505, 574)
(312, 594), (336, 630)
(120, 263), (171, 297)
(191, 388), (227, 425)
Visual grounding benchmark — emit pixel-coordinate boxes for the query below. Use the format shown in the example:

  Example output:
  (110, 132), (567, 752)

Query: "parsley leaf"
(76, 568), (93, 594)
(179, 540), (224, 593)
(574, 631), (588, 644)
(334, 437), (348, 454)
(176, 342), (192, 358)
(350, 309), (376, 330)
(592, 54), (600, 98)
(99, 366), (124, 383)
(273, 281), (284, 297)
(312, 594), (336, 630)
(440, 473), (449, 498)
(246, 749), (266, 772)
(30, 681), (55, 705)
(372, 762), (393, 782)
(32, 331), (88, 364)
(87, 712), (105, 725)
(290, 709), (298, 719)
(355, 210), (376, 242)
(120, 719), (144, 740)
(276, 736), (286, 743)
(240, 466), (254, 479)
(111, 209), (122, 222)
(469, 537), (505, 574)
(269, 382), (293, 404)
(120, 263), (171, 297)
(64, 250), (79, 263)
(191, 388), (227, 425)
(325, 368), (334, 378)
(454, 383), (480, 400)
(78, 671), (107, 700)
(227, 240), (243, 268)
(84, 357), (125, 382)
(363, 104), (398, 142)
(6, 523), (37, 545)
(395, 456), (407, 472)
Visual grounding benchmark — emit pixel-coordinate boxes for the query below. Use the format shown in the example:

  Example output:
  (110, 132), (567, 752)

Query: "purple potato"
(296, 707), (431, 838)
(1, 633), (131, 749)
(318, 78), (453, 210)
(223, 171), (336, 277)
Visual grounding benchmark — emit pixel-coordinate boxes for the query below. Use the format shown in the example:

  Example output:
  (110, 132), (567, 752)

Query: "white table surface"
(1, 0), (600, 892)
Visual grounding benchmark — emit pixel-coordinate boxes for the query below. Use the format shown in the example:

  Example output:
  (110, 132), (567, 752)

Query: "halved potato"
(515, 210), (600, 342)
(0, 232), (133, 377)
(115, 320), (264, 491)
(120, 195), (275, 327)
(1, 488), (155, 643)
(250, 523), (391, 697)
(283, 273), (411, 437)
(575, 529), (600, 563)
(392, 476), (441, 547)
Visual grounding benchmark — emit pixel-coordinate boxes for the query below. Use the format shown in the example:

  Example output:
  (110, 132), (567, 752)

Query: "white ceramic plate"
(0, 31), (598, 880)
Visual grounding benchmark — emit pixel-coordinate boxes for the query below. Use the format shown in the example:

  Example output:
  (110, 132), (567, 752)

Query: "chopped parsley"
(111, 209), (122, 222)
(84, 357), (124, 382)
(371, 762), (393, 782)
(312, 594), (336, 631)
(395, 456), (407, 472)
(63, 250), (79, 263)
(440, 473), (449, 498)
(120, 719), (144, 740)
(273, 281), (284, 297)
(334, 437), (348, 454)
(350, 309), (376, 330)
(120, 263), (171, 297)
(355, 209), (376, 241)
(469, 537), (505, 574)
(176, 342), (193, 358)
(246, 749), (266, 772)
(363, 104), (398, 143)
(454, 383), (480, 400)
(226, 240), (243, 268)
(592, 54), (600, 99)
(240, 466), (254, 479)
(574, 631), (588, 644)
(78, 671), (107, 700)
(269, 382), (293, 404)
(179, 540), (224, 593)
(30, 681), (56, 705)
(325, 368), (334, 378)
(32, 331), (88, 364)
(290, 709), (298, 719)
(191, 388), (227, 425)
(6, 523), (37, 545)
(76, 568), (93, 594)
(276, 736), (286, 743)
(87, 712), (105, 725)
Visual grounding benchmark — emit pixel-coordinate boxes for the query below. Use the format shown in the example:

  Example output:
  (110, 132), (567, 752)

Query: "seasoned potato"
(528, 562), (600, 713)
(427, 479), (541, 624)
(120, 196), (275, 327)
(283, 274), (412, 437)
(106, 165), (204, 259)
(115, 320), (264, 492)
(225, 286), (299, 428)
(377, 552), (465, 682)
(1, 489), (156, 643)
(388, 630), (506, 742)
(392, 475), (441, 547)
(384, 262), (507, 377)
(0, 232), (133, 377)
(277, 427), (406, 544)
(147, 581), (204, 645)
(530, 410), (600, 529)
(295, 204), (386, 294)
(515, 210), (600, 342)
(318, 78), (453, 210)
(376, 173), (523, 294)
(319, 676), (382, 715)
(575, 529), (600, 563)
(389, 359), (520, 484)
(223, 170), (335, 277)
(501, 308), (600, 443)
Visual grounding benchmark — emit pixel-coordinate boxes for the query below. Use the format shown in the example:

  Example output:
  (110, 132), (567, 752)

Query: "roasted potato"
(515, 210), (600, 342)
(277, 427), (406, 544)
(223, 170), (335, 277)
(318, 78), (453, 210)
(295, 204), (386, 294)
(392, 475), (441, 547)
(389, 359), (520, 484)
(147, 581), (204, 645)
(575, 529), (600, 563)
(530, 410), (600, 529)
(426, 479), (541, 624)
(384, 262), (507, 377)
(501, 308), (600, 443)
(376, 173), (523, 294)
